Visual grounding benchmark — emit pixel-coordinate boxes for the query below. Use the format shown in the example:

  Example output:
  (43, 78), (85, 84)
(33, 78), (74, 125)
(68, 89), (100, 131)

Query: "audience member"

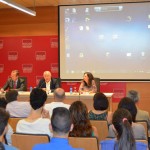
(0, 70), (26, 92)
(0, 97), (7, 109)
(16, 88), (53, 138)
(37, 71), (60, 93)
(127, 90), (150, 132)
(44, 88), (70, 117)
(5, 90), (31, 117)
(108, 97), (146, 139)
(33, 107), (83, 150)
(79, 72), (97, 93)
(88, 92), (113, 124)
(0, 97), (13, 146)
(69, 101), (98, 137)
(101, 108), (148, 150)
(0, 108), (18, 149)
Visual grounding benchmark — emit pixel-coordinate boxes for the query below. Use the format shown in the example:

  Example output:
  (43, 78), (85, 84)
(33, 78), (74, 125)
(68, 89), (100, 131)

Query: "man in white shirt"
(6, 90), (31, 117)
(37, 71), (60, 93)
(44, 88), (70, 118)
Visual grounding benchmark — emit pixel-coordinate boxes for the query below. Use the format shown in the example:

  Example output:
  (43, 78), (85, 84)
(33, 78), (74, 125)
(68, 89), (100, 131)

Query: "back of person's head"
(118, 97), (137, 122)
(69, 101), (92, 137)
(0, 108), (10, 136)
(51, 107), (72, 135)
(5, 90), (18, 103)
(54, 88), (65, 102)
(0, 98), (7, 109)
(112, 108), (135, 150)
(127, 90), (139, 103)
(93, 92), (109, 111)
(30, 88), (47, 110)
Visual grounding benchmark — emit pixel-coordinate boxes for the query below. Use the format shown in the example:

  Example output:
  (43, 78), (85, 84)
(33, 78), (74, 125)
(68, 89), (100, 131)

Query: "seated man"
(37, 71), (60, 93)
(127, 90), (150, 133)
(16, 88), (53, 138)
(44, 88), (70, 117)
(0, 70), (26, 92)
(0, 108), (17, 149)
(6, 90), (31, 117)
(33, 107), (83, 150)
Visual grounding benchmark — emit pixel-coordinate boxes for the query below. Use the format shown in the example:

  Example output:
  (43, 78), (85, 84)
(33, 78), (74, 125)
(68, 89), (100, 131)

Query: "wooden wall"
(0, 6), (150, 115)
(0, 6), (58, 36)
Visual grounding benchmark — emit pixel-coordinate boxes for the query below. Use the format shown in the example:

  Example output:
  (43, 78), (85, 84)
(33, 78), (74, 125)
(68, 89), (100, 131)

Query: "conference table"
(0, 91), (113, 111)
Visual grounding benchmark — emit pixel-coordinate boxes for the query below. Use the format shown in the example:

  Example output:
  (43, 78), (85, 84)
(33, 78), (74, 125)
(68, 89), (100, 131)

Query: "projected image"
(59, 3), (150, 80)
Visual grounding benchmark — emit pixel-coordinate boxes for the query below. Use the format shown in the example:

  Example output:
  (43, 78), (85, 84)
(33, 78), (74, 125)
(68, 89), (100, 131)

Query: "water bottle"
(70, 86), (73, 94)
(30, 86), (32, 92)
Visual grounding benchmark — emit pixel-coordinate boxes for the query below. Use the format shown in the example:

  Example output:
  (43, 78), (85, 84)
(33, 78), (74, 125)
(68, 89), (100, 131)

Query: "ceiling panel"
(0, 0), (149, 9)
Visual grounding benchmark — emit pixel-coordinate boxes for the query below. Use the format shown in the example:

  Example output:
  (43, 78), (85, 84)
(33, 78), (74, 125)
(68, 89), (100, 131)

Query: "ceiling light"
(0, 0), (36, 16)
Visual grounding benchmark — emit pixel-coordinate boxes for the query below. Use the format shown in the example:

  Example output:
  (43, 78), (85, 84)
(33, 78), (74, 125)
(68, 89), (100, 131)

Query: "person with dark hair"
(0, 97), (13, 146)
(5, 90), (31, 117)
(16, 88), (53, 138)
(0, 108), (17, 149)
(44, 88), (70, 118)
(0, 70), (26, 92)
(100, 108), (148, 150)
(108, 97), (146, 139)
(37, 71), (60, 93)
(69, 101), (98, 137)
(127, 90), (150, 133)
(33, 107), (83, 150)
(88, 92), (113, 124)
(0, 98), (7, 109)
(79, 72), (97, 93)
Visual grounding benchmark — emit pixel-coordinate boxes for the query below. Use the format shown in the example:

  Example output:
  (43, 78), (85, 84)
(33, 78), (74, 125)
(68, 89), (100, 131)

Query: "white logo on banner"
(0, 64), (4, 73)
(0, 40), (3, 49)
(50, 38), (58, 48)
(8, 51), (18, 61)
(35, 51), (46, 61)
(113, 89), (125, 99)
(22, 39), (32, 48)
(51, 63), (58, 73)
(36, 76), (43, 85)
(22, 64), (33, 73)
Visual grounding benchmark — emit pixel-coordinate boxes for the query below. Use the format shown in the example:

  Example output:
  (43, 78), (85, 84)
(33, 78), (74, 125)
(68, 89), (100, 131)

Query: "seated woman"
(100, 108), (148, 150)
(88, 92), (113, 125)
(16, 88), (53, 138)
(79, 72), (97, 93)
(108, 97), (146, 140)
(69, 101), (98, 137)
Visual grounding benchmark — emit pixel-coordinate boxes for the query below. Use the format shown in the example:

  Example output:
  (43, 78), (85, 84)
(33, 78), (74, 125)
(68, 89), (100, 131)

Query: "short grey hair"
(54, 88), (65, 101)
(127, 90), (140, 103)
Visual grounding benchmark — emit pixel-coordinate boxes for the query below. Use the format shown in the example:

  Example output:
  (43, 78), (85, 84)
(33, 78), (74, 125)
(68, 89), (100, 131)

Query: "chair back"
(90, 120), (108, 142)
(12, 133), (50, 150)
(20, 76), (27, 91)
(94, 78), (100, 92)
(69, 136), (99, 150)
(54, 78), (61, 87)
(8, 117), (24, 132)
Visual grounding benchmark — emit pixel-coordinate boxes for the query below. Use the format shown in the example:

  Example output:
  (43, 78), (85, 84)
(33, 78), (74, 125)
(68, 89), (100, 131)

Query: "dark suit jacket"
(3, 77), (26, 91)
(37, 78), (60, 92)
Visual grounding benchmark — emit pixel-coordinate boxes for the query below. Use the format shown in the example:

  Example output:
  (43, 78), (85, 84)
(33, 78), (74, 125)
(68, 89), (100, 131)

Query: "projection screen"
(59, 2), (150, 80)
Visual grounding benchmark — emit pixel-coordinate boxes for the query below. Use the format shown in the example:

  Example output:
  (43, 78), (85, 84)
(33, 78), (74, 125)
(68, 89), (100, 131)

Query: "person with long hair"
(100, 108), (148, 150)
(88, 92), (113, 125)
(79, 72), (97, 93)
(69, 101), (98, 137)
(108, 97), (146, 139)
